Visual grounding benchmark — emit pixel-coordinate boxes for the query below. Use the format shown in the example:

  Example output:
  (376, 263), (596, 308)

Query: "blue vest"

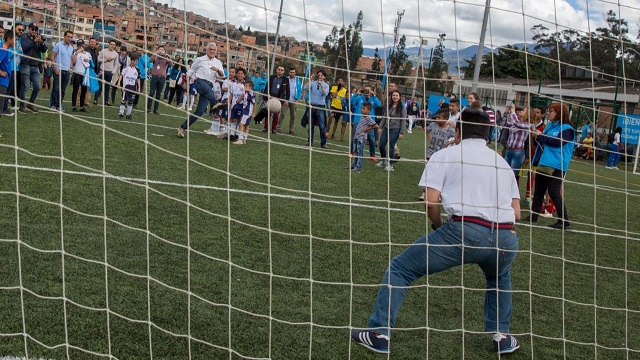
(538, 120), (575, 172)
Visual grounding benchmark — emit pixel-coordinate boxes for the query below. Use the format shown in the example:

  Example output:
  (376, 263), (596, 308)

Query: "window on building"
(77, 18), (84, 23)
(87, 19), (94, 25)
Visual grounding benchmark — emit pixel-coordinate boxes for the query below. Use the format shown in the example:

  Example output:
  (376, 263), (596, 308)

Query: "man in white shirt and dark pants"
(177, 42), (224, 138)
(352, 109), (522, 356)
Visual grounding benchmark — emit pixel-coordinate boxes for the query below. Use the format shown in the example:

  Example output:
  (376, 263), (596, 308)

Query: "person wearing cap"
(70, 39), (91, 112)
(351, 108), (521, 355)
(18, 23), (47, 113)
(110, 45), (130, 105)
(48, 30), (74, 111)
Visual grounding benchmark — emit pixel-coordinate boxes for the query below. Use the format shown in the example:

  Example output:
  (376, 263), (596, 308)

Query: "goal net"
(0, 0), (639, 358)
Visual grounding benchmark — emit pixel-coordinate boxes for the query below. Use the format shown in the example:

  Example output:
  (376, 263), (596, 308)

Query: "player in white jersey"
(233, 81), (255, 145)
(226, 67), (247, 140)
(118, 54), (140, 120)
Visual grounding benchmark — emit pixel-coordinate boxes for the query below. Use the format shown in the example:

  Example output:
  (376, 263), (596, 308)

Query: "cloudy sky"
(155, 0), (640, 50)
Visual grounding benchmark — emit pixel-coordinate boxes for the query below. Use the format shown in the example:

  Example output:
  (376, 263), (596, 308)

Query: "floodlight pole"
(411, 38), (427, 99)
(471, 0), (491, 93)
(269, 0), (285, 75)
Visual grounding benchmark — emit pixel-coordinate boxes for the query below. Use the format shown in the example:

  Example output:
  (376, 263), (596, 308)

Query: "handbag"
(169, 79), (177, 88)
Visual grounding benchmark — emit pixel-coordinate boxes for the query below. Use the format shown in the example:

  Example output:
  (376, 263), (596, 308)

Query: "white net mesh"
(0, 0), (639, 359)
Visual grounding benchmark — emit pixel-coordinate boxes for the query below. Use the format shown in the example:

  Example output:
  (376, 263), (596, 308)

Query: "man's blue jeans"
(94, 71), (113, 103)
(147, 75), (165, 111)
(367, 221), (519, 336)
(19, 65), (41, 108)
(504, 149), (525, 179)
(308, 107), (327, 146)
(49, 70), (70, 109)
(180, 78), (217, 129)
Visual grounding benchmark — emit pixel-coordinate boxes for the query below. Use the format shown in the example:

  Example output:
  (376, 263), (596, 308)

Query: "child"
(447, 98), (461, 128)
(233, 81), (255, 145)
(42, 60), (53, 90)
(118, 54), (140, 120)
(0, 31), (15, 139)
(418, 108), (455, 200)
(226, 67), (246, 141)
(349, 102), (378, 173)
(179, 74), (197, 111)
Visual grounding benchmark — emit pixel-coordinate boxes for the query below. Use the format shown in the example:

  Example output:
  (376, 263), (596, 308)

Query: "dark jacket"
(267, 74), (288, 100)
(20, 33), (47, 67)
(85, 45), (100, 74)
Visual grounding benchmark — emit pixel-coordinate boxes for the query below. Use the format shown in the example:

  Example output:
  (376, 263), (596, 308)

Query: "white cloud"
(156, 0), (640, 49)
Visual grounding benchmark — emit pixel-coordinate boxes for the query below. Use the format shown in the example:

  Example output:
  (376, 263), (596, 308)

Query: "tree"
(322, 11), (365, 78)
(372, 47), (381, 72)
(387, 35), (409, 84)
(427, 33), (448, 92)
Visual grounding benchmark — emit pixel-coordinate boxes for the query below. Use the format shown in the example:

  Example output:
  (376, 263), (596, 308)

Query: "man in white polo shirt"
(351, 108), (522, 356)
(177, 42), (224, 138)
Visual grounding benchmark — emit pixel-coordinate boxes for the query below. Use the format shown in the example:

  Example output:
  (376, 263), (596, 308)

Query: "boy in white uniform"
(233, 81), (255, 145)
(118, 55), (140, 120)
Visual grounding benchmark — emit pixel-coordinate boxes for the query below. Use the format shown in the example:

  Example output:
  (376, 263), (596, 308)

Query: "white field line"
(1, 162), (639, 242)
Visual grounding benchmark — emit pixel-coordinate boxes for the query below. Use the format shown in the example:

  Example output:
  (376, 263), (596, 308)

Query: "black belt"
(152, 74), (165, 78)
(451, 216), (514, 230)
(198, 78), (213, 87)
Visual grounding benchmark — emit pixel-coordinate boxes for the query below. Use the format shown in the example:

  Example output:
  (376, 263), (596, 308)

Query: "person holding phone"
(70, 39), (91, 112)
(18, 23), (47, 113)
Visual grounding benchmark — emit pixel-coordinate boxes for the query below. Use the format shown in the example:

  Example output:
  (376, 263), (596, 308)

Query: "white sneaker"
(384, 164), (394, 172)
(540, 210), (553, 218)
(605, 166), (612, 169)
(204, 129), (214, 135)
(178, 105), (185, 110)
(188, 107), (193, 112)
(375, 161), (387, 168)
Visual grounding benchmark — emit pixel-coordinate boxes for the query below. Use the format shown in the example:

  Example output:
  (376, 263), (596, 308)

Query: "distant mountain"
(362, 42), (542, 75)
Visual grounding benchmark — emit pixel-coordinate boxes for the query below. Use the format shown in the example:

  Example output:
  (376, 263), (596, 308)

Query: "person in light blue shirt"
(133, 48), (151, 108)
(3, 25), (23, 114)
(49, 30), (74, 111)
(302, 69), (329, 148)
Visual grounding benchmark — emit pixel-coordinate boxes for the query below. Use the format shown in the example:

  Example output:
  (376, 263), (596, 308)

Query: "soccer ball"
(267, 98), (282, 113)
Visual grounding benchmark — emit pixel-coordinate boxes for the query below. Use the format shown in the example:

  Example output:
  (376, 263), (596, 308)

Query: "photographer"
(18, 23), (47, 113)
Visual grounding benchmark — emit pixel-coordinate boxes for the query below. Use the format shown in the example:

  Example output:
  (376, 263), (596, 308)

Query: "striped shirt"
(505, 113), (531, 149)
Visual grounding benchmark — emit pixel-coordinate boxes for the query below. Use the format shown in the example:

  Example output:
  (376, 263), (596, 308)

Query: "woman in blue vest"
(524, 102), (576, 230)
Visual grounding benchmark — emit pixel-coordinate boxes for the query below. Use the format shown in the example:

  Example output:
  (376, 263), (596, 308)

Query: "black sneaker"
(153, 110), (160, 115)
(93, 99), (98, 105)
(351, 330), (389, 354)
(105, 102), (112, 106)
(79, 107), (88, 113)
(493, 333), (520, 354)
(72, 107), (78, 112)
(126, 115), (132, 120)
(118, 114), (123, 119)
(548, 221), (571, 230)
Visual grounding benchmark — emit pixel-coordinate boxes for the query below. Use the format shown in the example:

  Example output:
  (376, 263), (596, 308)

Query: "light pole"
(411, 37), (428, 99)
(269, 0), (285, 75)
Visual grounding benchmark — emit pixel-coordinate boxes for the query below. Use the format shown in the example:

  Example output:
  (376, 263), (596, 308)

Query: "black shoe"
(548, 221), (571, 230)
(93, 99), (98, 105)
(153, 110), (160, 115)
(126, 115), (131, 120)
(321, 144), (328, 149)
(118, 114), (123, 119)
(105, 102), (112, 106)
(79, 107), (88, 113)
(72, 107), (78, 112)
(271, 130), (277, 134)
